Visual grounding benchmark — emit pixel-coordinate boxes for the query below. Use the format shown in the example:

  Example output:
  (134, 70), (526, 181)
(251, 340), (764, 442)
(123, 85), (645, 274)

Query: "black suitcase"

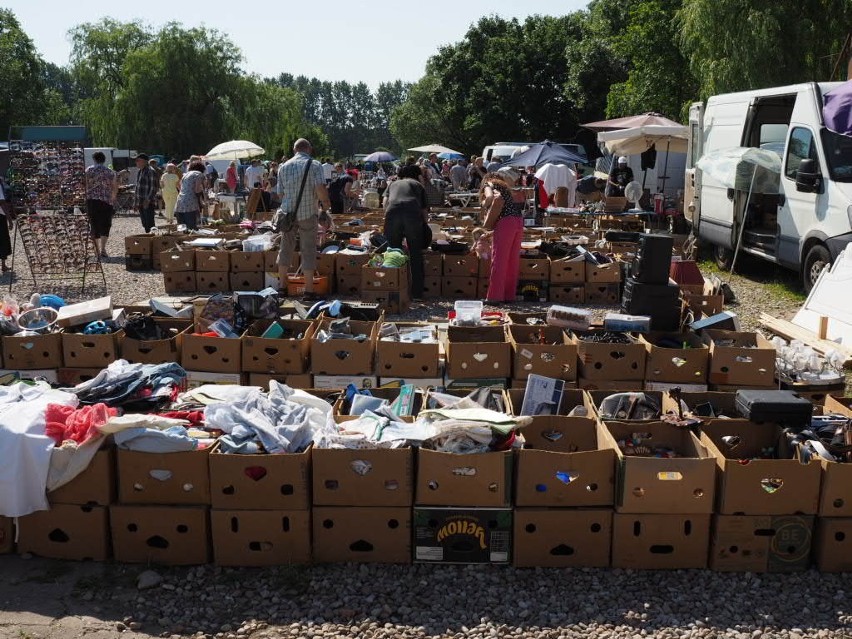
(630, 234), (674, 284)
(735, 390), (813, 427)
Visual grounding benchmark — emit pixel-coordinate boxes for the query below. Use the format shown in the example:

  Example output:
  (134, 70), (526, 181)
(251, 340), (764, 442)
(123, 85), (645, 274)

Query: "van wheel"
(803, 244), (830, 292)
(714, 245), (734, 270)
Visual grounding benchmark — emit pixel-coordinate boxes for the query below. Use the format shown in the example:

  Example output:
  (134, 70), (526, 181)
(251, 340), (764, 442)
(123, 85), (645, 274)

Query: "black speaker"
(621, 277), (682, 331)
(630, 234), (674, 284)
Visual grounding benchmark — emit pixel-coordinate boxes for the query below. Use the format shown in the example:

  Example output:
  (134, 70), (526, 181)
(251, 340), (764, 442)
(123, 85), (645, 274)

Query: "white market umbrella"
(205, 140), (265, 161)
(408, 144), (464, 155)
(597, 125), (688, 155)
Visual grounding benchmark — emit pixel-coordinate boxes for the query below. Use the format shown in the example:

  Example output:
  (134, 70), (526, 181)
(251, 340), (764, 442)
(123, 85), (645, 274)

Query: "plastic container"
(454, 300), (483, 325)
(242, 235), (272, 252)
(287, 275), (330, 297)
(545, 305), (592, 332)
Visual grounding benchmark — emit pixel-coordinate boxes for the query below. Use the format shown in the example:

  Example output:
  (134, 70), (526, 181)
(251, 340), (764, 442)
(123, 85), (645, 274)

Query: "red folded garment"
(158, 410), (205, 425)
(45, 403), (118, 445)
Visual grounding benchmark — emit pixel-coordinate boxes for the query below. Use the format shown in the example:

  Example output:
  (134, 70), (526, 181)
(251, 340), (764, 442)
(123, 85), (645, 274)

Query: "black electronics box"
(735, 390), (814, 428)
(413, 508), (512, 564)
(621, 277), (681, 331)
(630, 234), (674, 284)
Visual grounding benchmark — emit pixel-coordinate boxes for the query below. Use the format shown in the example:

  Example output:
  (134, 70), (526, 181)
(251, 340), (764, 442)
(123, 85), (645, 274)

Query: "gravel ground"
(1, 555), (850, 639)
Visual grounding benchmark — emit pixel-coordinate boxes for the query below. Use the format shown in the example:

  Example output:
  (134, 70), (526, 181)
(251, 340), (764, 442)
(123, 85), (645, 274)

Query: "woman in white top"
(160, 164), (180, 224)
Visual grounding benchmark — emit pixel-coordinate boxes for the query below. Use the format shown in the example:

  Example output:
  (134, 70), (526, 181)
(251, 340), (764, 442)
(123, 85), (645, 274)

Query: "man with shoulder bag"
(275, 138), (331, 299)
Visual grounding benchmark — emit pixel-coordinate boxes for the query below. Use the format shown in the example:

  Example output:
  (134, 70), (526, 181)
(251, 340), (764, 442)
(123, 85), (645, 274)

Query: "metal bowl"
(17, 307), (59, 333)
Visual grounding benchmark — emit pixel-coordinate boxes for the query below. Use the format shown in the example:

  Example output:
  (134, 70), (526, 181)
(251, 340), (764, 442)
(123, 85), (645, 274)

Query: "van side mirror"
(796, 159), (821, 193)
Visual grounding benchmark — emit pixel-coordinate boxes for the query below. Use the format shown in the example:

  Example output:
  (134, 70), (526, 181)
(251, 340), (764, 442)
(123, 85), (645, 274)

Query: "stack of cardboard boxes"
(361, 265), (411, 314)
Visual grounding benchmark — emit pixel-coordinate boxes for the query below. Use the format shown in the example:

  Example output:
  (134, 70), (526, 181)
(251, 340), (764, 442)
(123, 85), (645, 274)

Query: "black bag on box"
(735, 390), (813, 428)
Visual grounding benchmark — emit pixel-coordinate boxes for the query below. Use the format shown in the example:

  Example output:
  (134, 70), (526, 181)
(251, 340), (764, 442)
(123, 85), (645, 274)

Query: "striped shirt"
(277, 152), (324, 221)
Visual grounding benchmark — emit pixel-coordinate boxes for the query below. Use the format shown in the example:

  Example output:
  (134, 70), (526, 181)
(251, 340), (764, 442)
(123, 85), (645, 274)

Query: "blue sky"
(7, 0), (589, 89)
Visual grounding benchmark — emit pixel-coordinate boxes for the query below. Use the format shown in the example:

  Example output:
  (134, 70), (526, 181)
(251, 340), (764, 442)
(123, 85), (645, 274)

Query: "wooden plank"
(759, 312), (852, 367)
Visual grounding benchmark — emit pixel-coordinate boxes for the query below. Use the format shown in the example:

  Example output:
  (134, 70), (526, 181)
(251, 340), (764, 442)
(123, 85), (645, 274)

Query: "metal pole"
(730, 165), (757, 278)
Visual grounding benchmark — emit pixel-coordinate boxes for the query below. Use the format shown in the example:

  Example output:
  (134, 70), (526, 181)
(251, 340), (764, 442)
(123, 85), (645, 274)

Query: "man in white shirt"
(321, 158), (334, 184)
(244, 160), (265, 190)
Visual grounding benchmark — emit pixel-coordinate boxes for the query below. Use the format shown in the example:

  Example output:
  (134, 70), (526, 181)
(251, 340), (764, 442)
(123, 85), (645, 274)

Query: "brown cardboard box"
(195, 250), (231, 272)
(211, 509), (311, 566)
(230, 251), (265, 273)
(362, 289), (410, 315)
(549, 285), (585, 304)
(703, 329), (776, 386)
(209, 448), (310, 510)
(336, 253), (371, 278)
(336, 275), (361, 297)
(579, 378), (644, 391)
(121, 319), (191, 364)
(423, 276), (442, 299)
(446, 324), (511, 379)
(110, 505), (210, 565)
(246, 372), (313, 388)
(163, 271), (197, 295)
(313, 253), (336, 278)
(612, 513), (711, 569)
(572, 331), (645, 381)
(477, 278), (490, 299)
(600, 421), (716, 513)
(423, 252), (443, 277)
(519, 257), (550, 280)
(549, 257), (585, 284)
(640, 332), (709, 384)
(506, 388), (594, 417)
(151, 235), (185, 257)
(684, 293), (725, 317)
(312, 506), (411, 564)
(159, 250), (196, 273)
(229, 271), (264, 292)
(442, 277), (478, 298)
(710, 514), (814, 572)
(0, 516), (12, 554)
(2, 333), (62, 370)
(513, 508), (612, 568)
(264, 249), (279, 272)
(241, 319), (315, 374)
(17, 504), (110, 561)
(585, 283), (620, 304)
(117, 448), (211, 505)
(700, 421), (821, 515)
(312, 448), (413, 507)
(586, 261), (622, 283)
(125, 235), (153, 256)
(195, 272), (229, 294)
(414, 507), (511, 564)
(376, 322), (440, 378)
(416, 449), (513, 507)
(443, 254), (479, 277)
(56, 367), (103, 386)
(515, 418), (615, 507)
(361, 266), (404, 290)
(813, 517), (852, 572)
(311, 319), (376, 375)
(49, 448), (115, 506)
(181, 333), (242, 373)
(509, 324), (578, 381)
(61, 331), (121, 369)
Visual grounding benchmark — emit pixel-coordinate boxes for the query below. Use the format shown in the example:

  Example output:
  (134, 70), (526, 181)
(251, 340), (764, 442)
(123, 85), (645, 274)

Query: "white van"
(685, 81), (852, 290)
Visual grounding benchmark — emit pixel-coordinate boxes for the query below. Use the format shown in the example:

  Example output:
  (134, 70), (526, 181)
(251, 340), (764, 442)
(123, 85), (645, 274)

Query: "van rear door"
(685, 102), (703, 225)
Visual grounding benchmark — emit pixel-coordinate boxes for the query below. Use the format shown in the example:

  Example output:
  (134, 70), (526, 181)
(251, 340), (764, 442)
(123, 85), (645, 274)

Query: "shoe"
(101, 250), (108, 258)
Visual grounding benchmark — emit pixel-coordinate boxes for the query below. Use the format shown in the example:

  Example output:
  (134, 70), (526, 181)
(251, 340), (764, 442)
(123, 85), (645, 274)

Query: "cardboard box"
(507, 387), (594, 417)
(684, 292), (725, 317)
(612, 513), (711, 569)
(423, 252), (443, 277)
(0, 516), (12, 554)
(519, 257), (550, 280)
(376, 323), (441, 378)
(151, 234), (184, 257)
(185, 370), (242, 388)
(443, 254), (479, 277)
(362, 289), (410, 315)
(645, 381), (708, 392)
(515, 417), (615, 507)
(242, 319), (315, 374)
(312, 506), (411, 564)
(336, 253), (371, 278)
(549, 257), (585, 284)
(414, 507), (512, 564)
(446, 324), (511, 380)
(230, 251), (265, 273)
(194, 271), (228, 294)
(110, 505), (210, 565)
(578, 378), (644, 391)
(263, 249), (279, 272)
(229, 271), (265, 292)
(700, 421), (822, 515)
(379, 376), (444, 388)
(125, 255), (153, 271)
(48, 448), (115, 506)
(516, 279), (549, 303)
(509, 324), (578, 381)
(586, 261), (622, 283)
(117, 448), (211, 505)
(585, 283), (620, 304)
(422, 276), (442, 299)
(121, 319), (190, 365)
(818, 459), (852, 517)
(163, 271), (197, 295)
(211, 509), (311, 566)
(312, 448), (412, 507)
(159, 250), (196, 273)
(181, 333), (242, 373)
(703, 329), (776, 386)
(336, 275), (361, 297)
(640, 332), (709, 384)
(246, 372), (313, 389)
(572, 331), (645, 381)
(601, 421), (716, 513)
(2, 333), (62, 370)
(56, 367), (103, 387)
(313, 375), (377, 390)
(195, 249), (231, 272)
(813, 517), (852, 572)
(416, 449), (513, 508)
(310, 319), (376, 375)
(442, 276), (478, 298)
(0, 368), (58, 385)
(513, 508), (611, 568)
(209, 448), (310, 510)
(125, 234), (153, 256)
(361, 266), (404, 290)
(17, 504), (110, 561)
(709, 514), (814, 572)
(61, 331), (120, 369)
(549, 285), (585, 304)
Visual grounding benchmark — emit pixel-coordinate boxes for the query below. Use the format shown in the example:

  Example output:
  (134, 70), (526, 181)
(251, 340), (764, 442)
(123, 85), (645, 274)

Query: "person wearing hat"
(134, 154), (158, 232)
(606, 156), (634, 198)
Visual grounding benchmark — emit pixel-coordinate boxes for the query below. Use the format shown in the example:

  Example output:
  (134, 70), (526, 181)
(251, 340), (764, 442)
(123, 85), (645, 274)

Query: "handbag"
(272, 159), (313, 234)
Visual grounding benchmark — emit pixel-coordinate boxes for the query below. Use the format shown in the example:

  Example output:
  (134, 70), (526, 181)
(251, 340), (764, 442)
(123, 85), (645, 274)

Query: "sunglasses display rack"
(6, 141), (87, 214)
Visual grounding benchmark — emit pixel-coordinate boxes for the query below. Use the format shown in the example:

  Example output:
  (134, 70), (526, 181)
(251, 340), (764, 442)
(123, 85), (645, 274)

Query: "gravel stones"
(136, 569), (163, 590)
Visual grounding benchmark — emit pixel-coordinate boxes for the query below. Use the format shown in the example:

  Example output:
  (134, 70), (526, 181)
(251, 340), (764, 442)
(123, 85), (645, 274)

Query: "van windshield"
(822, 129), (852, 182)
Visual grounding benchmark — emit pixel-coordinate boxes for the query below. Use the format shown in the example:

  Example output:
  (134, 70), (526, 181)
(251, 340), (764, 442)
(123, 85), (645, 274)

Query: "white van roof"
(707, 82), (843, 105)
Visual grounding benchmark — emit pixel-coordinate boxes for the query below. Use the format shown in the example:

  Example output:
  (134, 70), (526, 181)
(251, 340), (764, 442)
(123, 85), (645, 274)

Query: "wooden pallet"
(759, 312), (852, 368)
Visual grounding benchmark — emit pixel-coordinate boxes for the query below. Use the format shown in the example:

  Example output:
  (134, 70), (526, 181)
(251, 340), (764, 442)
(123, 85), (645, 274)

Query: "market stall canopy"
(696, 146), (782, 194)
(206, 140), (265, 161)
(597, 124), (689, 155)
(407, 144), (464, 155)
(582, 112), (683, 132)
(502, 140), (585, 169)
(437, 151), (465, 160)
(363, 151), (397, 163)
(823, 80), (852, 137)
